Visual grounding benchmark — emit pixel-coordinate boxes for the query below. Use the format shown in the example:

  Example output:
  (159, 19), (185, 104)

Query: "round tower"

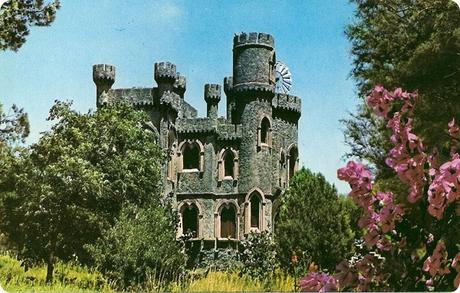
(231, 32), (276, 202)
(93, 64), (115, 107)
(232, 32), (276, 92)
(154, 62), (177, 95)
(204, 84), (221, 119)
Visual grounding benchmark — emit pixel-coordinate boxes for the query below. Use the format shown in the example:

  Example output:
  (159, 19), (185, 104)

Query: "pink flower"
(363, 225), (380, 247)
(335, 261), (355, 288)
(452, 253), (460, 288)
(423, 240), (450, 277)
(299, 272), (338, 292)
(366, 86), (393, 118)
(338, 161), (373, 207)
(448, 118), (460, 138)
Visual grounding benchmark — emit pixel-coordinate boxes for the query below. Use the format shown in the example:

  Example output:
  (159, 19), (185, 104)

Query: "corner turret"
(204, 84), (221, 119)
(93, 64), (115, 107)
(174, 75), (186, 99)
(154, 62), (177, 96)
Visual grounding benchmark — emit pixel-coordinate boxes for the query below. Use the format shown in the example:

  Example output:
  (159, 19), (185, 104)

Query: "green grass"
(177, 269), (295, 292)
(0, 253), (296, 292)
(0, 254), (113, 292)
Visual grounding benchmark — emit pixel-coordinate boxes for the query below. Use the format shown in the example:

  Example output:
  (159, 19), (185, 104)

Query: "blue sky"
(0, 0), (358, 193)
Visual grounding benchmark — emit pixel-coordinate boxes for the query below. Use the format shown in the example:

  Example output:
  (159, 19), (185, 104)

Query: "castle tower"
(230, 32), (276, 204)
(154, 62), (177, 96)
(204, 84), (221, 119)
(232, 32), (275, 94)
(93, 64), (115, 107)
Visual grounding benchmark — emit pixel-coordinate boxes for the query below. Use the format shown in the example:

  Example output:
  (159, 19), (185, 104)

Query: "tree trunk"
(46, 253), (54, 283)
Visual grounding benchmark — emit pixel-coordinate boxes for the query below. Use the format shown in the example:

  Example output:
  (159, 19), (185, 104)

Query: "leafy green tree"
(0, 101), (164, 282)
(239, 231), (278, 283)
(275, 168), (356, 273)
(0, 0), (60, 51)
(0, 103), (29, 251)
(87, 203), (186, 290)
(343, 0), (460, 179)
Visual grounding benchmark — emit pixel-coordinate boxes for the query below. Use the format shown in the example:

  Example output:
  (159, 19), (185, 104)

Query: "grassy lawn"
(1, 254), (296, 292)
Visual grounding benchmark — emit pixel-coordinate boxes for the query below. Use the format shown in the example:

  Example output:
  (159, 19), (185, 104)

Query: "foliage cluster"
(0, 101), (186, 288)
(239, 231), (278, 283)
(275, 168), (357, 273)
(0, 0), (61, 51)
(88, 203), (187, 291)
(343, 0), (460, 182)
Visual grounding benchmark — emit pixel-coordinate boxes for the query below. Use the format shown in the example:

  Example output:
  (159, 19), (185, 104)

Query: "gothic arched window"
(220, 205), (237, 239)
(260, 117), (270, 144)
(183, 142), (200, 170)
(223, 150), (235, 178)
(288, 146), (299, 181)
(250, 194), (261, 229)
(280, 150), (286, 187)
(182, 204), (199, 238)
(167, 127), (177, 150)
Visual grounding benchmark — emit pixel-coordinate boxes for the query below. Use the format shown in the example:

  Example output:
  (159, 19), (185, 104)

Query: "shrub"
(275, 168), (356, 273)
(87, 203), (187, 291)
(239, 231), (278, 281)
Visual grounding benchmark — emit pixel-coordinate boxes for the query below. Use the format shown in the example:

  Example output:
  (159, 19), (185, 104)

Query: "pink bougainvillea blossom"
(448, 118), (460, 139)
(299, 272), (338, 292)
(452, 253), (460, 288)
(422, 240), (450, 277)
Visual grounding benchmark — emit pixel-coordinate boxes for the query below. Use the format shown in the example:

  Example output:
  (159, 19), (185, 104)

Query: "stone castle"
(92, 32), (301, 251)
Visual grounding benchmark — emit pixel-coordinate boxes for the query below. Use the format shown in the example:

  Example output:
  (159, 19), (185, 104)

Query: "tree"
(0, 103), (29, 251)
(0, 0), (60, 51)
(343, 0), (460, 180)
(87, 203), (187, 291)
(0, 101), (164, 282)
(275, 168), (357, 273)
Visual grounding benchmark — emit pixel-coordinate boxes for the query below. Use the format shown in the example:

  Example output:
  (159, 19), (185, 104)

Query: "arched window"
(250, 195), (261, 229)
(223, 150), (235, 178)
(167, 127), (176, 150)
(218, 148), (238, 182)
(220, 205), (237, 239)
(280, 150), (286, 187)
(260, 117), (270, 144)
(183, 142), (200, 170)
(289, 146), (299, 181)
(244, 189), (264, 233)
(182, 204), (199, 238)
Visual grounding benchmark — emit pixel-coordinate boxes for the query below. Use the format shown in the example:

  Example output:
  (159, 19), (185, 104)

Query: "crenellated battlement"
(204, 84), (221, 103)
(93, 64), (115, 84)
(272, 93), (301, 114)
(233, 32), (274, 49)
(154, 61), (177, 81)
(174, 75), (186, 89)
(176, 117), (215, 133)
(217, 122), (242, 141)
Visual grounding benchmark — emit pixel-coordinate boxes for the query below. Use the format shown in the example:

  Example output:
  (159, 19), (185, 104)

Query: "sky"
(0, 0), (359, 193)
